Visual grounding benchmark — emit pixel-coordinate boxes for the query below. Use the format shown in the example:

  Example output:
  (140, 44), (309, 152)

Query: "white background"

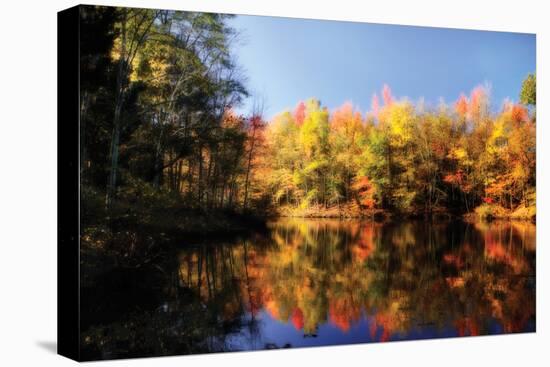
(0, 0), (548, 365)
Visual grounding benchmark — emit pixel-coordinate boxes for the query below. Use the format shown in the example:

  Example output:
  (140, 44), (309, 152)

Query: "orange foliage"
(371, 314), (395, 342)
(468, 85), (487, 122)
(510, 104), (529, 123)
(263, 292), (280, 319)
(352, 225), (376, 261)
(445, 276), (465, 288)
(443, 253), (464, 269)
(483, 227), (527, 273)
(221, 108), (244, 129)
(176, 219), (535, 344)
(331, 102), (362, 132)
(455, 93), (468, 118)
(484, 177), (510, 202)
(443, 169), (466, 187)
(352, 176), (376, 209)
(329, 298), (361, 332)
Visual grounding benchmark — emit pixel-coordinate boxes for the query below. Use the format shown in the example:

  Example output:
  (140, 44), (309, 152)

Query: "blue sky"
(228, 15), (535, 119)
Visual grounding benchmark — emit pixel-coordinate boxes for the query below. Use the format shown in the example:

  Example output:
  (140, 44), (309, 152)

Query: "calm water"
(81, 219), (536, 359)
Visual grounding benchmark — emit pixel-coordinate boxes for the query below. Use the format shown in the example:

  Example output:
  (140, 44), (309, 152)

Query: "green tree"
(299, 99), (330, 207)
(520, 73), (536, 106)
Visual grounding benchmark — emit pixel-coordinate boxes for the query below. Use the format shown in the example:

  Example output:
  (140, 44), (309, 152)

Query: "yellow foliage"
(379, 102), (415, 148)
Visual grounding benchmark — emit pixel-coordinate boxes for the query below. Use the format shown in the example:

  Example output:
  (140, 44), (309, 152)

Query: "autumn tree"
(106, 8), (160, 207)
(330, 102), (364, 203)
(298, 99), (330, 207)
(81, 7), (536, 221)
(266, 111), (302, 205)
(243, 110), (267, 210)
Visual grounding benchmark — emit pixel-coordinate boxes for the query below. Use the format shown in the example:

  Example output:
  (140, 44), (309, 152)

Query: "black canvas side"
(57, 4), (81, 362)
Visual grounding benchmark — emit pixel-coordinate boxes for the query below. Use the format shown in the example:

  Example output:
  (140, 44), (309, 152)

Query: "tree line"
(265, 80), (536, 218)
(80, 6), (536, 219)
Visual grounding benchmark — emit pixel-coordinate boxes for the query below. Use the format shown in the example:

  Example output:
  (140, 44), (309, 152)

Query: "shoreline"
(275, 204), (536, 223)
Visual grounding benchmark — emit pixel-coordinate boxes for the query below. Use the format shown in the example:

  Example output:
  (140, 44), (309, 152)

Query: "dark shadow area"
(36, 341), (57, 354)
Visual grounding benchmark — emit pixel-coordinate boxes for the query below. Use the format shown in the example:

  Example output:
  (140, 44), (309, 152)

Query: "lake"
(81, 218), (536, 359)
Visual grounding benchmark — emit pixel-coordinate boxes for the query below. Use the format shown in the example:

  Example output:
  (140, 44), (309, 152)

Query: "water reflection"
(81, 219), (535, 359)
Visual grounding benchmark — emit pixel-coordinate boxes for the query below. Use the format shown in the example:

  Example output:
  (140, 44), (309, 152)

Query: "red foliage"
(246, 114), (266, 147)
(482, 197), (494, 204)
(455, 318), (479, 337)
(329, 298), (360, 333)
(291, 308), (304, 330)
(249, 114), (264, 130)
(294, 101), (306, 127)
(373, 314), (394, 342)
(369, 320), (378, 339)
(380, 329), (391, 342)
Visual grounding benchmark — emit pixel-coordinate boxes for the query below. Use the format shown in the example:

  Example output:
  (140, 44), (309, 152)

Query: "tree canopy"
(80, 6), (536, 222)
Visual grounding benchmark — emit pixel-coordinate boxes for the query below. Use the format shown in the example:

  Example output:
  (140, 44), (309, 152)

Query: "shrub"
(474, 203), (509, 221)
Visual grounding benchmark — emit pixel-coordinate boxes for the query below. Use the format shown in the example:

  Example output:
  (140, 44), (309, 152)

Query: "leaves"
(520, 73), (536, 106)
(455, 94), (468, 118)
(264, 80), (535, 215)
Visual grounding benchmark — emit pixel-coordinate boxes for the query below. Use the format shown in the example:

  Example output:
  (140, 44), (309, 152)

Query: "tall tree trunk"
(243, 127), (257, 210)
(198, 145), (203, 207)
(220, 172), (228, 208)
(80, 91), (89, 181)
(385, 142), (393, 208)
(105, 11), (127, 208)
(105, 9), (157, 207)
(187, 159), (194, 200)
(106, 100), (122, 207)
(153, 123), (165, 190)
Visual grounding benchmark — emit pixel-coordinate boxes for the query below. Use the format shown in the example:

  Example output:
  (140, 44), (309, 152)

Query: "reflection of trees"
(80, 247), (249, 359)
(367, 221), (535, 340)
(83, 219), (535, 358)
(177, 219), (535, 344)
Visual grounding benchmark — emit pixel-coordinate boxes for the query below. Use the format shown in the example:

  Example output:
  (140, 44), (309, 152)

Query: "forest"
(265, 82), (536, 220)
(80, 6), (536, 242)
(76, 6), (536, 359)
